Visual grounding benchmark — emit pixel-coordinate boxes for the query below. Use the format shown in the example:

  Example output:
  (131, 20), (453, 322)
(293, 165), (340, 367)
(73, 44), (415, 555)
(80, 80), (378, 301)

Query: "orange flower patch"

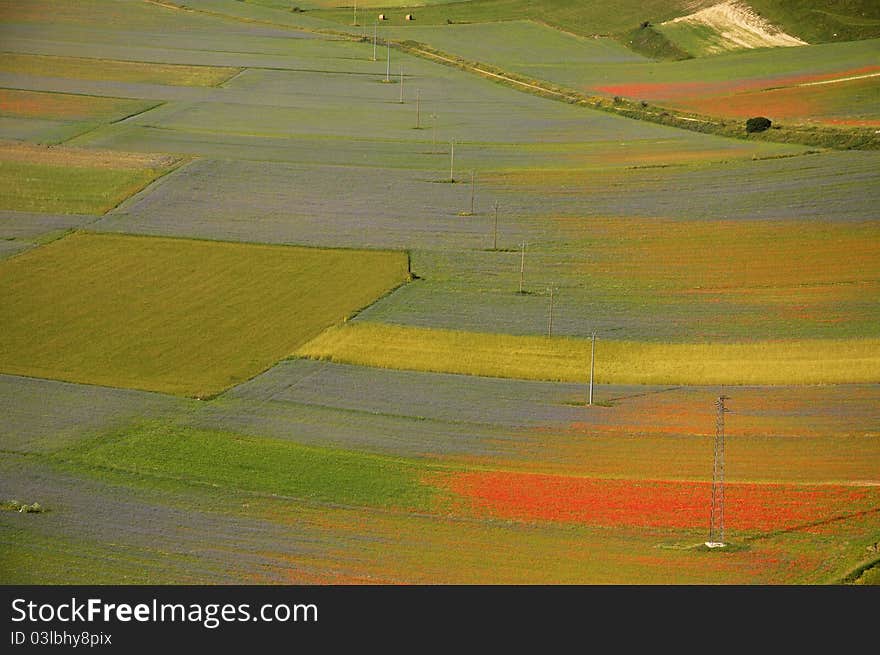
(0, 89), (148, 121)
(677, 75), (880, 125)
(594, 66), (880, 103)
(438, 471), (877, 532)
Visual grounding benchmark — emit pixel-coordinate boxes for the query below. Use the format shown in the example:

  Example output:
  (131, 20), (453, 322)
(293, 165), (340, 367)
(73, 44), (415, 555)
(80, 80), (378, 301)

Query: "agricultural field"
(0, 141), (179, 214)
(0, 89), (159, 144)
(0, 232), (410, 396)
(2, 364), (878, 584)
(0, 0), (877, 588)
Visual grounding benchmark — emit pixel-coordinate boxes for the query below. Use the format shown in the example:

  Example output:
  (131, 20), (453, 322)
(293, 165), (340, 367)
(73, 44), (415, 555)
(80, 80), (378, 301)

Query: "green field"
(748, 0), (880, 43)
(0, 142), (179, 214)
(0, 232), (410, 396)
(0, 160), (162, 214)
(313, 0), (716, 36)
(61, 422), (435, 509)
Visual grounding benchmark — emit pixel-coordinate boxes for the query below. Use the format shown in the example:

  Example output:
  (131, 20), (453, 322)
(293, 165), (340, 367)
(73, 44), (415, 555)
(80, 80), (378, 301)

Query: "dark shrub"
(746, 116), (772, 133)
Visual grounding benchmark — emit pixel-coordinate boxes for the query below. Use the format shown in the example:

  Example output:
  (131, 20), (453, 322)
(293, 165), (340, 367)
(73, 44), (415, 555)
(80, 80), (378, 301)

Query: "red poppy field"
(436, 472), (878, 532)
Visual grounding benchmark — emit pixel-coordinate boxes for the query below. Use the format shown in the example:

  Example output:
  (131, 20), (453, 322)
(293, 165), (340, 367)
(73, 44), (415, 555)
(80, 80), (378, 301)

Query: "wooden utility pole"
(372, 22), (377, 60)
(588, 330), (596, 406)
(469, 170), (475, 214)
(449, 138), (455, 182)
(399, 66), (404, 103)
(547, 288), (555, 337)
(519, 242), (526, 293)
(492, 200), (499, 250)
(385, 42), (390, 82)
(416, 89), (420, 128)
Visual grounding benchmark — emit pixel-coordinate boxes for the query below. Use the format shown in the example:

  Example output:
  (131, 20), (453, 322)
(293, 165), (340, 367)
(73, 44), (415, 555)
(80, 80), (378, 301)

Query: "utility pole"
(399, 66), (404, 103)
(449, 138), (455, 182)
(469, 170), (476, 214)
(518, 242), (526, 293)
(372, 22), (377, 60)
(385, 42), (390, 82)
(353, 0), (357, 25)
(547, 288), (555, 337)
(492, 200), (499, 250)
(416, 89), (421, 128)
(431, 114), (437, 153)
(588, 330), (596, 406)
(707, 394), (730, 548)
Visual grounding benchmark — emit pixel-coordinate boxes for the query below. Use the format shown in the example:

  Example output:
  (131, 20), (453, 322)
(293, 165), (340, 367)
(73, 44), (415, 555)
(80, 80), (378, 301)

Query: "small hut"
(405, 14), (414, 21)
(378, 13), (386, 21)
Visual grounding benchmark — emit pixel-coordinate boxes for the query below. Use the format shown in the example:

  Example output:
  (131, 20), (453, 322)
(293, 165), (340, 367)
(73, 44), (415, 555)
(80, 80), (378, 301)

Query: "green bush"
(746, 116), (773, 133)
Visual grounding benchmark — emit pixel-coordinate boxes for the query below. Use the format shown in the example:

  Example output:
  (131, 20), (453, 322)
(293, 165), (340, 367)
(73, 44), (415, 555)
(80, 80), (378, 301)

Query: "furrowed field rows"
(0, 233), (410, 396)
(0, 375), (191, 455)
(383, 21), (649, 66)
(298, 323), (880, 384)
(0, 0), (332, 40)
(5, 365), (876, 481)
(91, 150), (878, 255)
(0, 53), (239, 87)
(0, 456), (320, 584)
(0, 89), (158, 144)
(0, 210), (110, 243)
(0, 142), (180, 214)
(191, 397), (518, 459)
(354, 226), (880, 342)
(225, 358), (595, 428)
(0, 36), (341, 72)
(0, 239), (26, 260)
(213, 360), (880, 480)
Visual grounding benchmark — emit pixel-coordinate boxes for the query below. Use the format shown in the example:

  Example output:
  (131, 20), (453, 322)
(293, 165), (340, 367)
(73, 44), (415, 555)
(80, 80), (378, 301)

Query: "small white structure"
(378, 13), (386, 21)
(405, 14), (414, 21)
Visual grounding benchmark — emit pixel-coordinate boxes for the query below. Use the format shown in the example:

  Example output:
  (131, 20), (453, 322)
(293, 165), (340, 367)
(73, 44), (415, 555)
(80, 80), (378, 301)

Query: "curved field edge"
(146, 0), (880, 149)
(295, 323), (880, 386)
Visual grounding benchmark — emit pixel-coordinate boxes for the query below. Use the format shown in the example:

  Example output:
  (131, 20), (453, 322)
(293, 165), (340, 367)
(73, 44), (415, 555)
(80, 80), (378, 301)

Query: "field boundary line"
(54, 100), (166, 147)
(796, 71), (880, 87)
(138, 1), (879, 149)
(100, 154), (194, 217)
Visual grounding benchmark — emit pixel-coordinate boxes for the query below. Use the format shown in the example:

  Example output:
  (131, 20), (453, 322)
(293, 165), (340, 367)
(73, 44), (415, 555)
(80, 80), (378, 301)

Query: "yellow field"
(0, 233), (410, 397)
(296, 322), (880, 385)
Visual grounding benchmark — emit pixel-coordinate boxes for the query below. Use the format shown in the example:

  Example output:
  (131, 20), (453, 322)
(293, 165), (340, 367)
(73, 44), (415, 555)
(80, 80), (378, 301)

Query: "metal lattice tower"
(707, 395), (729, 547)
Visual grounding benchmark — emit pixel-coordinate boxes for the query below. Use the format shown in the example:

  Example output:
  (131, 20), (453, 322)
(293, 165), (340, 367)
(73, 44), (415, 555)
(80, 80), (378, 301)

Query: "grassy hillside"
(748, 0), (880, 42)
(313, 0), (716, 36)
